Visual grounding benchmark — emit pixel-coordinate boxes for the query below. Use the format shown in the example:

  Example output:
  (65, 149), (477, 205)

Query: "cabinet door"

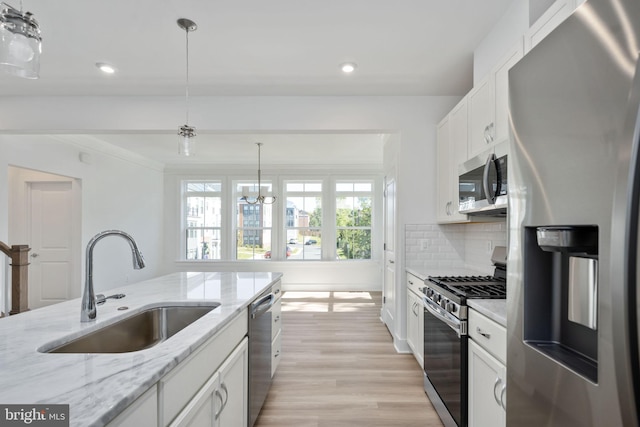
(449, 98), (469, 222)
(525, 0), (576, 53)
(406, 292), (417, 354)
(467, 76), (495, 158)
(169, 372), (221, 427)
(468, 340), (506, 427)
(493, 40), (523, 145)
(170, 338), (249, 427)
(218, 338), (249, 427)
(416, 292), (424, 368)
(436, 116), (452, 222)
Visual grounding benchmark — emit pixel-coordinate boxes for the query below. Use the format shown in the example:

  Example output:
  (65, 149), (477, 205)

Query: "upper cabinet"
(467, 75), (494, 158)
(436, 98), (469, 224)
(468, 40), (523, 159)
(525, 0), (577, 53)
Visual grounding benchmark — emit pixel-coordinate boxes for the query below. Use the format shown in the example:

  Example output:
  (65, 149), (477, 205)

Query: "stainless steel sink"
(42, 303), (220, 354)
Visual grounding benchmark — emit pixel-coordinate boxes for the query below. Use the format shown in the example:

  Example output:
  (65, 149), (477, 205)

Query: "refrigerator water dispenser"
(523, 225), (599, 383)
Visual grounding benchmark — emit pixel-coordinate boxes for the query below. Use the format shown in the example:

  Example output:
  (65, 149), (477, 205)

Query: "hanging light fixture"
(241, 143), (277, 205)
(177, 18), (197, 156)
(0, 1), (42, 79)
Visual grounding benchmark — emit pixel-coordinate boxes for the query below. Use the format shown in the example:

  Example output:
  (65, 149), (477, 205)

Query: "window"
(235, 181), (273, 260)
(180, 175), (378, 262)
(284, 181), (322, 260)
(336, 181), (373, 260)
(184, 182), (222, 260)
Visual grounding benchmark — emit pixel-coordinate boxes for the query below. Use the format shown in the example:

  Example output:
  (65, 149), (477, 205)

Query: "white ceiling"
(2, 0), (512, 166)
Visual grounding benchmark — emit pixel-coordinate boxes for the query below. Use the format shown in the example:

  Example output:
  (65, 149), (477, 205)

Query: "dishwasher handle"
(251, 293), (275, 319)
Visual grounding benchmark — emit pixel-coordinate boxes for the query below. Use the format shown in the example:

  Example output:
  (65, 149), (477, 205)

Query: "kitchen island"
(0, 271), (282, 426)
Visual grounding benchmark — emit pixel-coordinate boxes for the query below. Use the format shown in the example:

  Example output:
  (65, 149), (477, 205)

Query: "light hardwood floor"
(255, 291), (444, 427)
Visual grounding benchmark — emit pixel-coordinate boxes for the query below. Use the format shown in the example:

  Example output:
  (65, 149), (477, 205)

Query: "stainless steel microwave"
(458, 141), (508, 216)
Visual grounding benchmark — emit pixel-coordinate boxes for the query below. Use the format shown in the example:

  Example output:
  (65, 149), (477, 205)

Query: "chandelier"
(241, 143), (277, 205)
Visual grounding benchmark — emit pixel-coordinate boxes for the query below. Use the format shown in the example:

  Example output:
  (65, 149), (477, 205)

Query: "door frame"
(7, 166), (82, 311)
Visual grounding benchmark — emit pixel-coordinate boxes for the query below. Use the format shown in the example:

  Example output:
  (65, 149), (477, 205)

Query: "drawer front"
(469, 308), (507, 364)
(272, 280), (282, 301)
(406, 272), (425, 296)
(271, 329), (282, 377)
(272, 298), (282, 340)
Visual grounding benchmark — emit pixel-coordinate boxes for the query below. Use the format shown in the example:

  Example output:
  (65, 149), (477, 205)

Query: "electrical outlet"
(487, 240), (493, 253)
(420, 239), (429, 250)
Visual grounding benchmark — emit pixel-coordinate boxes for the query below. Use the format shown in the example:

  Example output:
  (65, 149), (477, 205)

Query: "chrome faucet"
(81, 230), (145, 322)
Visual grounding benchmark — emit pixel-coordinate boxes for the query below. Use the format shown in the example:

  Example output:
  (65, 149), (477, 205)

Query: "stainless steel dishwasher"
(248, 286), (275, 427)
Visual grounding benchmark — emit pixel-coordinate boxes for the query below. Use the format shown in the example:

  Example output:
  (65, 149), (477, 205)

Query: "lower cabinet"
(406, 272), (424, 367)
(271, 281), (282, 377)
(468, 308), (507, 427)
(106, 385), (158, 427)
(468, 340), (506, 427)
(170, 338), (248, 427)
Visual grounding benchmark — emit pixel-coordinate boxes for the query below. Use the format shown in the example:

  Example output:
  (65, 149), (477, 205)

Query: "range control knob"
(426, 288), (434, 298)
(433, 294), (441, 303)
(439, 298), (448, 309)
(445, 302), (456, 313)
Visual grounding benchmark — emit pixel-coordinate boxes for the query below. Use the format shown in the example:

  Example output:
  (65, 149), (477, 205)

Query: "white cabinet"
(467, 75), (495, 158)
(468, 40), (523, 159)
(170, 338), (249, 427)
(160, 308), (248, 426)
(436, 116), (452, 223)
(106, 385), (158, 427)
(525, 0), (577, 53)
(493, 41), (524, 145)
(469, 340), (506, 427)
(436, 98), (469, 224)
(406, 272), (424, 367)
(271, 280), (282, 377)
(468, 309), (507, 427)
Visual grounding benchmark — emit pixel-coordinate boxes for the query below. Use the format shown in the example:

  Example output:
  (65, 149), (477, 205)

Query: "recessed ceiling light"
(341, 62), (357, 74)
(96, 62), (116, 74)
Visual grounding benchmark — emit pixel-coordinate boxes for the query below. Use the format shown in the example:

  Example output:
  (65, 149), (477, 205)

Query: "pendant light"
(0, 1), (42, 79)
(177, 18), (197, 156)
(241, 143), (277, 205)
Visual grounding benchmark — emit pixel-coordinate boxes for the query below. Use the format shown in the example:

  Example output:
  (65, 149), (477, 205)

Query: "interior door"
(383, 177), (396, 330)
(28, 181), (75, 309)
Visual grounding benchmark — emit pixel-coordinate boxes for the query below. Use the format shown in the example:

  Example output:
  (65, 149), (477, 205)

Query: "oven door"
(423, 297), (467, 427)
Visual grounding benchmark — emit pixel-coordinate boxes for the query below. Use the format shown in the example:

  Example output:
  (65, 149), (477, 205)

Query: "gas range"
(423, 247), (507, 321)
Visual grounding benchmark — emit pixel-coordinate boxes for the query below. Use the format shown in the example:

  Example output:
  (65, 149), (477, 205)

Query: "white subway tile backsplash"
(405, 220), (507, 274)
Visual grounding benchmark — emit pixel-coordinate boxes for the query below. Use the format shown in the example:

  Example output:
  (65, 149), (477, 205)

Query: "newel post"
(0, 243), (30, 315)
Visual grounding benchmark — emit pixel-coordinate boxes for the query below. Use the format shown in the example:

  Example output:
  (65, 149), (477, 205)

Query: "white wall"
(0, 135), (165, 306)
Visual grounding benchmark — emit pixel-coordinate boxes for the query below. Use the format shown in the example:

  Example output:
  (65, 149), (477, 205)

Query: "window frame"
(178, 173), (381, 262)
(182, 180), (224, 260)
(334, 179), (375, 261)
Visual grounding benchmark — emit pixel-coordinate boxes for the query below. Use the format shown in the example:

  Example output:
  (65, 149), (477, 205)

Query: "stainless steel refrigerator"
(508, 0), (640, 425)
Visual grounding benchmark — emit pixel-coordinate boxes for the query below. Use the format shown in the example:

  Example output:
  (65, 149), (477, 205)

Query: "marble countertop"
(468, 299), (507, 327)
(0, 271), (282, 427)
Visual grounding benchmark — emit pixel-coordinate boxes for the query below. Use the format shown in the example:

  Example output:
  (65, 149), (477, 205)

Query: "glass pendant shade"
(178, 125), (196, 156)
(0, 3), (41, 79)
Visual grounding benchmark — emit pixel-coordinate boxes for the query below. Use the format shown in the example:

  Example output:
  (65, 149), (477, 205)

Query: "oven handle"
(422, 297), (463, 335)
